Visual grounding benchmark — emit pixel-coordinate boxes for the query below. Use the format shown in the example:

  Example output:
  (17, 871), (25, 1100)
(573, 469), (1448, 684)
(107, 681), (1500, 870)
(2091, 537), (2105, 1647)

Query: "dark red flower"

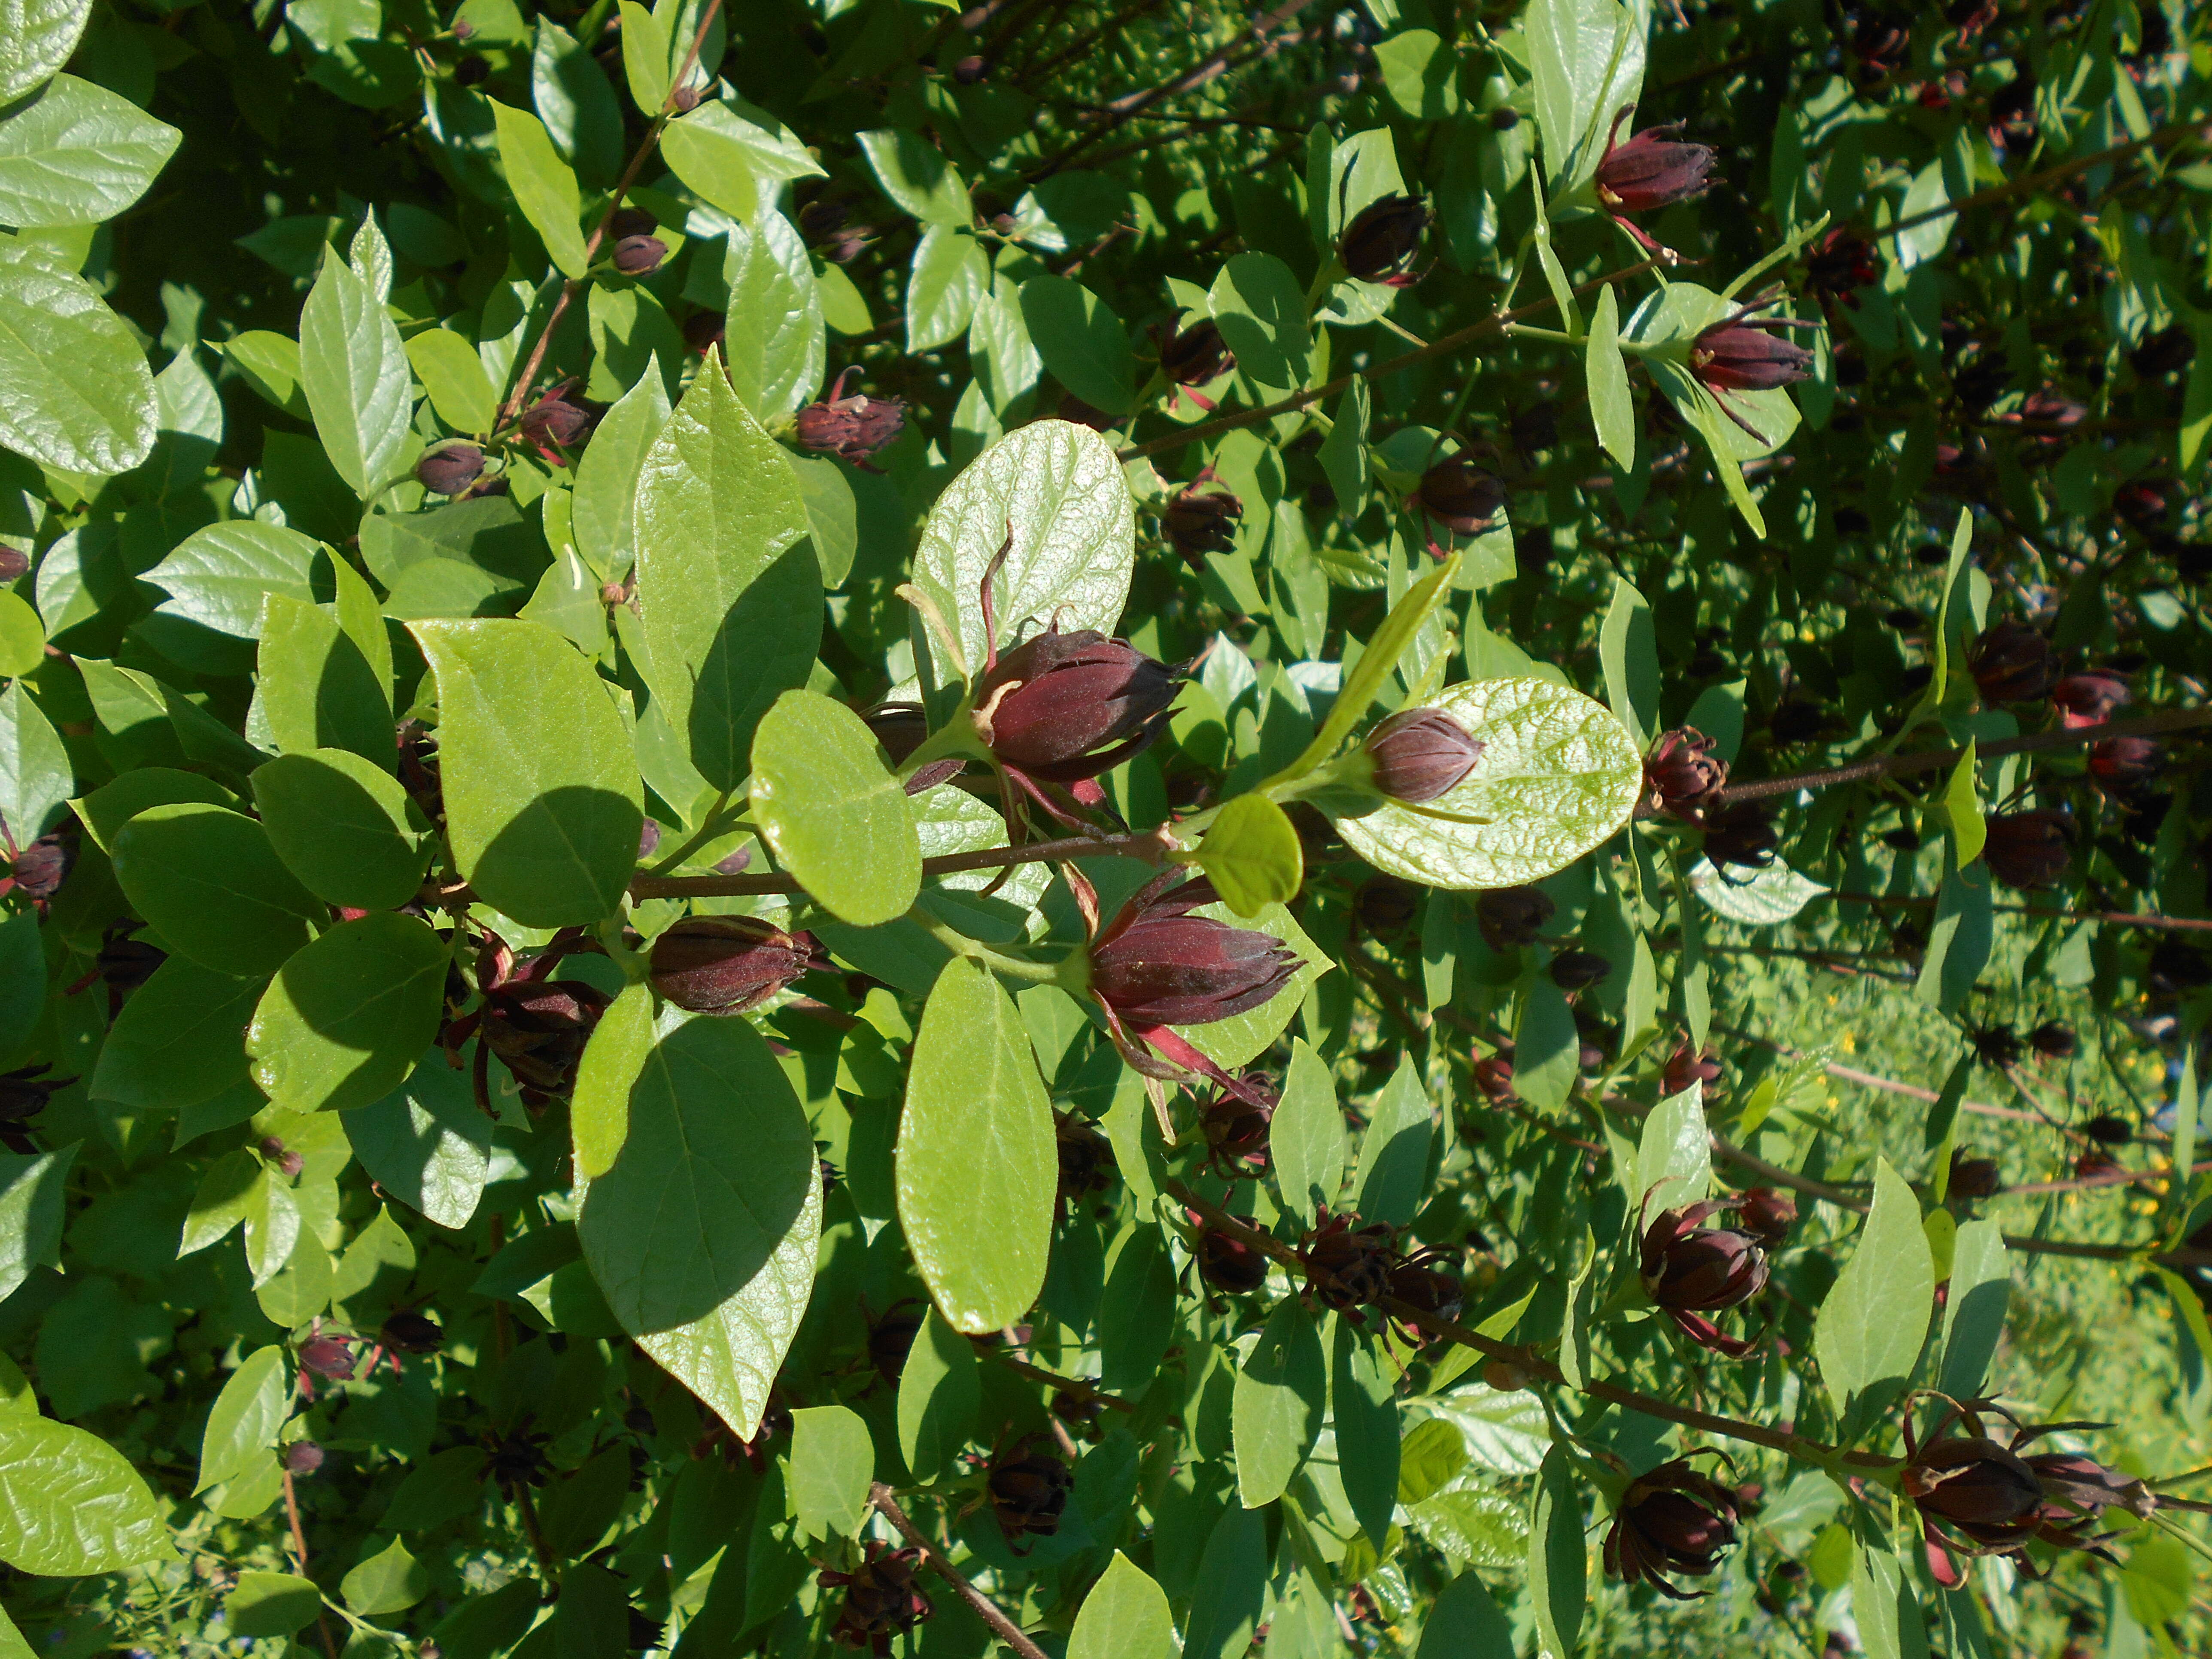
(519, 386), (594, 451)
(1364, 708), (1483, 803)
(283, 1441), (325, 1475)
(1603, 1457), (1741, 1599)
(1053, 1109), (1115, 1208)
(975, 625), (1181, 784)
(1692, 310), (1815, 394)
(1981, 810), (2072, 890)
(1642, 728), (1728, 821)
(1199, 1073), (1276, 1175)
(1194, 1221), (1269, 1295)
(1162, 476), (1243, 568)
(1386, 1245), (1465, 1332)
(798, 198), (875, 264)
(794, 368), (906, 467)
(1593, 115), (1716, 214)
(1476, 886), (1556, 951)
(1735, 1187), (1796, 1247)
(1701, 802), (1778, 871)
(2088, 735), (2161, 796)
(298, 1336), (356, 1380)
(822, 1544), (933, 1653)
(1338, 194), (1430, 286)
(416, 442), (484, 495)
(1087, 875), (1300, 1029)
(0, 546), (27, 583)
(1412, 451), (1506, 540)
(1639, 1200), (1768, 1357)
(1152, 318), (1236, 396)
(612, 234), (668, 276)
(2051, 671), (2130, 728)
(1550, 949), (1611, 991)
(1948, 1150), (2001, 1198)
(1967, 622), (2057, 704)
(1303, 1212), (1397, 1320)
(985, 1443), (1072, 1551)
(381, 1310), (443, 1354)
(1805, 229), (1879, 305)
(5, 824), (75, 901)
(1355, 876), (1421, 934)
(1662, 1039), (1723, 1100)
(1903, 1436), (2043, 1536)
(2029, 1021), (2077, 1058)
(650, 917), (815, 1015)
(258, 1136), (305, 1178)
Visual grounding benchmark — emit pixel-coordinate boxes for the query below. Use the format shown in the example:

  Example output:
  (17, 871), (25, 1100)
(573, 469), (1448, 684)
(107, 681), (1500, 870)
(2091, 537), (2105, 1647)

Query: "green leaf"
(1374, 29), (1462, 119)
(1585, 284), (1635, 468)
(0, 1143), (72, 1304)
(490, 100), (590, 278)
(252, 751), (425, 910)
(257, 594), (393, 769)
(411, 618), (644, 927)
(577, 1010), (821, 1438)
(571, 368), (669, 579)
(857, 128), (970, 226)
(1685, 856), (1828, 925)
(896, 957), (1054, 1332)
(0, 75), (179, 227)
(246, 913), (447, 1113)
(570, 980), (653, 1179)
(243, 1173), (300, 1288)
(905, 224), (989, 353)
(0, 682), (70, 843)
(1182, 1504), (1266, 1659)
(300, 250), (413, 498)
(894, 1307), (979, 1484)
(1848, 1537), (1927, 1659)
(1416, 1571), (1517, 1659)
(1525, 0), (1645, 187)
(531, 18), (623, 187)
(1318, 375), (1371, 521)
(195, 1346), (290, 1494)
(112, 804), (323, 977)
(0, 910), (41, 1058)
(1598, 574), (1658, 753)
(342, 1537), (428, 1615)
(1936, 1218), (2009, 1401)
(615, 0), (670, 112)
(1397, 1418), (1468, 1505)
(142, 520), (318, 644)
(1069, 1552), (1174, 1659)
(1633, 1080), (1710, 1217)
(404, 328), (499, 435)
(0, 0), (93, 104)
(0, 589), (36, 679)
(749, 689), (919, 927)
(1813, 1158), (1933, 1421)
(658, 98), (825, 222)
(1018, 275), (1133, 416)
(345, 1059), (490, 1231)
(1333, 676), (1641, 890)
(226, 330), (312, 420)
(1914, 858), (1992, 1017)
(226, 1572), (322, 1638)
(1527, 1444), (1584, 1659)
(910, 418), (1136, 690)
(89, 957), (261, 1111)
(0, 1412), (173, 1574)
(1194, 793), (1303, 918)
(1230, 1295), (1325, 1508)
(790, 1404), (875, 1541)
(721, 210), (825, 421)
(788, 452), (857, 589)
(1275, 553), (1459, 785)
(1945, 739), (1984, 865)
(1271, 1037), (1343, 1228)
(1354, 1054), (1434, 1229)
(1208, 253), (1310, 392)
(633, 350), (819, 791)
(0, 248), (157, 474)
(181, 1151), (260, 1255)
(1331, 1318), (1401, 1548)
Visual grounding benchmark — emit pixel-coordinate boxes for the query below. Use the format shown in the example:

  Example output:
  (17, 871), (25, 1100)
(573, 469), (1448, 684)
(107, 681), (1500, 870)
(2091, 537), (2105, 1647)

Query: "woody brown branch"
(867, 1483), (1051, 1659)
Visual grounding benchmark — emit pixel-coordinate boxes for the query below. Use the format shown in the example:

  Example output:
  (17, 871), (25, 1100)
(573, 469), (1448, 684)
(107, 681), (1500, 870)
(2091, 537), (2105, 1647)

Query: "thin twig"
(1870, 120), (2206, 244)
(1712, 1026), (2037, 1123)
(994, 1354), (1136, 1413)
(1831, 890), (2212, 936)
(867, 1484), (1050, 1659)
(281, 1468), (341, 1659)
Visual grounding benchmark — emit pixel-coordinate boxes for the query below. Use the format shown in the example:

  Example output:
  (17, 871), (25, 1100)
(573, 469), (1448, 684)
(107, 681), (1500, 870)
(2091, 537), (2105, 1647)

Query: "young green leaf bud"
(1363, 708), (1484, 803)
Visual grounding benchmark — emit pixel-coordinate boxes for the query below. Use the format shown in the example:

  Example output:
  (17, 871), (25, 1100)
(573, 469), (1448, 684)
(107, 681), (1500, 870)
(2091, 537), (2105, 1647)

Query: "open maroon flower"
(1364, 708), (1484, 803)
(1967, 622), (2057, 704)
(1303, 1212), (1398, 1321)
(795, 367), (907, 468)
(1386, 1244), (1465, 1334)
(1805, 228), (1879, 306)
(1734, 1187), (1796, 1247)
(1593, 113), (1715, 214)
(441, 930), (609, 1110)
(1088, 874), (1300, 1030)
(1199, 1072), (1276, 1175)
(649, 917), (816, 1015)
(2088, 735), (2161, 797)
(822, 1544), (933, 1653)
(1981, 810), (2072, 890)
(1151, 318), (1236, 412)
(1642, 728), (1728, 821)
(2051, 670), (2130, 728)
(1640, 1200), (1768, 1358)
(1604, 1456), (1741, 1599)
(1701, 802), (1778, 870)
(1411, 451), (1507, 544)
(1661, 1039), (1723, 1100)
(1476, 886), (1555, 951)
(1162, 473), (1243, 569)
(985, 1442), (1072, 1551)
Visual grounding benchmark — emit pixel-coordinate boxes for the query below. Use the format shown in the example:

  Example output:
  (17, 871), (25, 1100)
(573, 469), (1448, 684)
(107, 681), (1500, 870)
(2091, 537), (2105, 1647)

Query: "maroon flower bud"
(481, 976), (611, 1105)
(1692, 312), (1815, 392)
(1903, 1436), (2043, 1531)
(985, 1443), (1071, 1549)
(1948, 1150), (2001, 1199)
(1593, 116), (1716, 213)
(2081, 1113), (2131, 1146)
(822, 1544), (933, 1650)
(1662, 1039), (1723, 1100)
(650, 917), (814, 1015)
(1967, 622), (2057, 704)
(795, 368), (907, 467)
(975, 624), (1181, 784)
(668, 80), (703, 112)
(1981, 810), (2072, 890)
(1805, 228), (1879, 304)
(1641, 728), (1728, 821)
(1363, 708), (1483, 804)
(1470, 1051), (1515, 1102)
(951, 53), (988, 84)
(1385, 1246), (1464, 1329)
(1199, 1073), (1276, 1175)
(1701, 802), (1778, 871)
(1549, 949), (1611, 991)
(1603, 1458), (1741, 1599)
(257, 1136), (305, 1178)
(1153, 319), (1235, 387)
(861, 703), (966, 794)
(1972, 1024), (2022, 1067)
(1354, 876), (1421, 934)
(1411, 452), (1506, 538)
(519, 387), (594, 451)
(1054, 1109), (1115, 1206)
(96, 927), (165, 993)
(1337, 194), (1430, 286)
(2051, 670), (2129, 728)
(415, 441), (484, 496)
(612, 234), (668, 276)
(7, 827), (75, 901)
(1162, 478), (1243, 568)
(283, 1440), (325, 1475)
(381, 1310), (443, 1354)
(2088, 735), (2161, 796)
(867, 1303), (924, 1384)
(2028, 1020), (2076, 1058)
(2132, 325), (2196, 378)
(1303, 1213), (1397, 1319)
(0, 546), (28, 583)
(1194, 1222), (1269, 1295)
(1640, 1200), (1768, 1358)
(683, 309), (727, 355)
(298, 1336), (356, 1380)
(1735, 1187), (1796, 1247)
(1088, 876), (1300, 1029)
(1476, 885), (1555, 952)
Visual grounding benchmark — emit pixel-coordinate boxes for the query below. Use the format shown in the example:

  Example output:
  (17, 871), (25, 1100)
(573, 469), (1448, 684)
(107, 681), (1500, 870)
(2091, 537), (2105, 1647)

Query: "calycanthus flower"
(1603, 1455), (1741, 1598)
(1639, 1197), (1769, 1358)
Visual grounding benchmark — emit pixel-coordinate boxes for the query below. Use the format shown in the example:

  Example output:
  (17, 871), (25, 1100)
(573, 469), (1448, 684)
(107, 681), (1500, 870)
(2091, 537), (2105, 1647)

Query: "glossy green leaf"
(570, 980), (652, 1179)
(1527, 1444), (1584, 1659)
(658, 98), (825, 222)
(910, 418), (1136, 691)
(1230, 1295), (1325, 1508)
(225, 330), (312, 420)
(142, 521), (318, 644)
(257, 593), (393, 769)
(615, 0), (670, 112)
(633, 351), (819, 790)
(1354, 1054), (1433, 1228)
(895, 1306), (979, 1484)
(0, 76), (180, 227)
(90, 957), (261, 1111)
(1182, 1504), (1266, 1659)
(788, 452), (857, 589)
(904, 224), (989, 353)
(404, 328), (499, 435)
(577, 1010), (820, 1438)
(857, 128), (970, 226)
(1526, 0), (1644, 186)
(749, 689), (918, 927)
(252, 751), (425, 911)
(531, 18), (622, 186)
(896, 957), (1054, 1333)
(299, 250), (413, 498)
(226, 1572), (321, 1638)
(1194, 793), (1302, 918)
(342, 1536), (428, 1615)
(1331, 1319), (1400, 1549)
(1685, 856), (1828, 925)
(1633, 1080), (1710, 1218)
(1584, 285), (1635, 468)
(790, 1404), (874, 1541)
(0, 1412), (173, 1574)
(246, 913), (447, 1113)
(1416, 1571), (1518, 1659)
(242, 1173), (300, 1288)
(1208, 252), (1310, 392)
(572, 369), (669, 579)
(0, 248), (157, 474)
(112, 804), (323, 977)
(1271, 1037), (1343, 1227)
(1813, 1158), (1933, 1421)
(195, 1347), (289, 1494)
(0, 910), (39, 1058)
(1018, 275), (1133, 415)
(1333, 676), (1641, 890)
(0, 1143), (72, 1304)
(1946, 741), (1984, 865)
(1069, 1551), (1174, 1659)
(490, 100), (590, 278)
(0, 682), (69, 844)
(1277, 553), (1459, 784)
(0, 0), (93, 104)
(1936, 1218), (2010, 1402)
(345, 1058), (490, 1231)
(722, 210), (825, 421)
(411, 619), (643, 927)
(1598, 574), (1658, 753)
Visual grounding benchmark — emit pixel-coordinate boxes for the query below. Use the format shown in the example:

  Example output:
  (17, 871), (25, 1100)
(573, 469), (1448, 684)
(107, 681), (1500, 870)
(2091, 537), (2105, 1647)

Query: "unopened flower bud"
(1593, 118), (1716, 213)
(1363, 708), (1483, 803)
(1195, 1222), (1269, 1295)
(97, 929), (165, 993)
(1903, 1437), (2043, 1529)
(0, 546), (27, 583)
(415, 442), (484, 496)
(1355, 875), (1421, 933)
(951, 53), (988, 83)
(1482, 1358), (1529, 1390)
(612, 234), (667, 276)
(1412, 453), (1506, 538)
(975, 626), (1181, 784)
(381, 1310), (444, 1353)
(1948, 1149), (2001, 1199)
(1735, 1187), (1796, 1246)
(1199, 1075), (1276, 1174)
(1088, 876), (1300, 1027)
(299, 1336), (356, 1380)
(2088, 735), (2161, 796)
(258, 1136), (304, 1178)
(2051, 670), (2129, 728)
(794, 368), (906, 467)
(1981, 810), (2072, 889)
(1692, 312), (1815, 392)
(650, 917), (814, 1015)
(985, 1445), (1071, 1545)
(1643, 728), (1728, 820)
(1476, 885), (1555, 951)
(1549, 949), (1611, 991)
(668, 80), (702, 112)
(1662, 1039), (1722, 1099)
(1338, 194), (1430, 286)
(682, 309), (727, 355)
(1604, 1458), (1741, 1596)
(2082, 1114), (2131, 1146)
(1054, 1109), (1115, 1206)
(519, 388), (594, 450)
(283, 1440), (325, 1475)
(1154, 319), (1235, 387)
(1967, 622), (2057, 704)
(7, 827), (75, 901)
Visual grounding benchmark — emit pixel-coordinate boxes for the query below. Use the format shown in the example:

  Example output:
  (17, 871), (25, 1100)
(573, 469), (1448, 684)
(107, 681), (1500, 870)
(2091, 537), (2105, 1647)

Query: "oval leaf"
(0, 1413), (173, 1574)
(246, 912), (448, 1113)
(251, 750), (426, 911)
(111, 803), (323, 977)
(1070, 1552), (1174, 1659)
(749, 688), (918, 927)
(0, 250), (157, 474)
